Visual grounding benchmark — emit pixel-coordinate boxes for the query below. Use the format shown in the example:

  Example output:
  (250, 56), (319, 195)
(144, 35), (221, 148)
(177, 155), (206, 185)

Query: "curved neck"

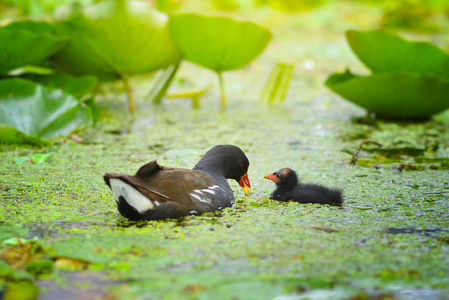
(193, 163), (230, 190)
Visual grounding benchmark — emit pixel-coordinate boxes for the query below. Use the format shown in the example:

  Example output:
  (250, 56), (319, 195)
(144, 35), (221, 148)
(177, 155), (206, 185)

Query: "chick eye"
(272, 172), (277, 176)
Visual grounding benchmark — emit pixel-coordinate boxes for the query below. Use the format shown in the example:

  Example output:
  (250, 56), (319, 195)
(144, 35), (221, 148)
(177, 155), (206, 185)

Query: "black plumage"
(264, 168), (343, 206)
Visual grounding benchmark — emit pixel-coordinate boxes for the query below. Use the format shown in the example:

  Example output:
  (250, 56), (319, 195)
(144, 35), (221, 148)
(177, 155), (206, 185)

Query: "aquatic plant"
(0, 78), (97, 143)
(325, 29), (449, 120)
(260, 62), (293, 103)
(0, 20), (65, 74)
(52, 0), (182, 112)
(169, 13), (271, 110)
(0, 20), (99, 144)
(15, 152), (54, 164)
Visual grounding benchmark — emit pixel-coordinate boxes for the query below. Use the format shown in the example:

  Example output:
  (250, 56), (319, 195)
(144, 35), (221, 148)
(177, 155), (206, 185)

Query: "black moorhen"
(103, 145), (251, 220)
(264, 168), (343, 206)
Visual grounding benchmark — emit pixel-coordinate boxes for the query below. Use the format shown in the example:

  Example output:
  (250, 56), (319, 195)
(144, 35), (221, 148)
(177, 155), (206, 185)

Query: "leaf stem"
(192, 96), (200, 109)
(122, 76), (135, 113)
(350, 139), (383, 165)
(217, 72), (226, 111)
(147, 62), (180, 104)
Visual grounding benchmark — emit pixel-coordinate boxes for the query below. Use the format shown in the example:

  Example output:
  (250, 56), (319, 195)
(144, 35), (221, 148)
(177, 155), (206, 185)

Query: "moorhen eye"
(104, 145), (251, 220)
(264, 168), (343, 206)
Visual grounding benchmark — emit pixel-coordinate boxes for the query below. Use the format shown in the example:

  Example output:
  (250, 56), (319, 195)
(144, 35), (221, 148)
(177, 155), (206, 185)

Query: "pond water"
(1, 2), (449, 299)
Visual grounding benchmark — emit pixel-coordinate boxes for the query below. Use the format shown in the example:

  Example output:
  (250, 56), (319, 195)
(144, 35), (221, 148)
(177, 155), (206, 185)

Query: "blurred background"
(2, 0), (449, 33)
(2, 0), (449, 132)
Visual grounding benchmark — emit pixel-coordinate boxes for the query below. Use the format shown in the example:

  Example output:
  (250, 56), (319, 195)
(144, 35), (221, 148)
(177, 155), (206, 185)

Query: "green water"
(1, 2), (449, 299)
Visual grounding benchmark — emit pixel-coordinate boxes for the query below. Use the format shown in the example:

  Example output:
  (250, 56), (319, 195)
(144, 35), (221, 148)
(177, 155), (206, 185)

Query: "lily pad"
(0, 123), (49, 146)
(3, 20), (56, 34)
(169, 13), (271, 72)
(325, 70), (449, 120)
(23, 73), (98, 99)
(326, 29), (449, 119)
(346, 29), (449, 78)
(169, 13), (271, 109)
(0, 78), (97, 139)
(0, 21), (65, 73)
(52, 0), (181, 81)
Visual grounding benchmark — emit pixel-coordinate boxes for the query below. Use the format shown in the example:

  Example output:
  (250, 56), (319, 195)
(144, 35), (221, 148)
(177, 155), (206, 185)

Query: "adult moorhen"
(264, 168), (343, 206)
(103, 145), (251, 220)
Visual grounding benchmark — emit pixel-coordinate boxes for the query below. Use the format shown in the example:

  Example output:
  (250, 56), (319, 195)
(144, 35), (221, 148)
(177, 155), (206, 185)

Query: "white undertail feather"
(109, 179), (154, 213)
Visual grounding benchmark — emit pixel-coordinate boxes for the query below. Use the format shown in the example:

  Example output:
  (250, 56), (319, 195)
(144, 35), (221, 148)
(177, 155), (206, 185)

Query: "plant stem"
(350, 139), (383, 165)
(122, 76), (135, 113)
(217, 72), (226, 111)
(147, 62), (180, 104)
(192, 96), (200, 109)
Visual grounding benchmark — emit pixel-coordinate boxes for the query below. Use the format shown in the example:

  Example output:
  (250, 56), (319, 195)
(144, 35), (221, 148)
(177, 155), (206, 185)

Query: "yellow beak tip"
(242, 186), (251, 195)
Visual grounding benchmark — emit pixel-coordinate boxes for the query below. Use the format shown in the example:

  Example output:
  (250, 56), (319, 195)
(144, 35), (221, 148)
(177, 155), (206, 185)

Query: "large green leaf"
(0, 21), (66, 73)
(3, 20), (56, 34)
(346, 29), (449, 79)
(169, 13), (271, 72)
(52, 0), (181, 81)
(0, 123), (50, 146)
(0, 78), (96, 139)
(23, 73), (98, 99)
(325, 70), (449, 120)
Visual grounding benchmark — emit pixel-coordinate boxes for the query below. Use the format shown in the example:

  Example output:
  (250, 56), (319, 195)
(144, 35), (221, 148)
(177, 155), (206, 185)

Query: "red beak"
(239, 172), (251, 195)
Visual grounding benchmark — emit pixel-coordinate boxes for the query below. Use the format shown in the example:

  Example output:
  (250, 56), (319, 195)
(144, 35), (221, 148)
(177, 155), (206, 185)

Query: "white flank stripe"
(189, 192), (203, 201)
(109, 179), (154, 213)
(210, 185), (223, 190)
(189, 192), (210, 203)
(202, 189), (215, 195)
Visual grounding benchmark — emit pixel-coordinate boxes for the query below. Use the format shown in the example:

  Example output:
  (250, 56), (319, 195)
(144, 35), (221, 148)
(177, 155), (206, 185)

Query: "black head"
(193, 145), (251, 194)
(264, 168), (298, 188)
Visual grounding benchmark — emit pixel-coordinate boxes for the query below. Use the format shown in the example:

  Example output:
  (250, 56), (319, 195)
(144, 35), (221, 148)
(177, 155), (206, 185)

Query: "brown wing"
(134, 168), (217, 208)
(104, 160), (180, 204)
(134, 160), (176, 176)
(103, 160), (230, 219)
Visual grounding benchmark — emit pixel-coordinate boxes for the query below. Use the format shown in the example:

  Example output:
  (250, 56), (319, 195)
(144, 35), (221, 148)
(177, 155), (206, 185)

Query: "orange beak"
(238, 172), (251, 195)
(264, 173), (278, 183)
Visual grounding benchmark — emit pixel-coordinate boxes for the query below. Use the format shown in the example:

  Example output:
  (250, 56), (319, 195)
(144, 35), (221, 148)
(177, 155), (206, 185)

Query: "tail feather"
(117, 196), (141, 221)
(109, 178), (155, 214)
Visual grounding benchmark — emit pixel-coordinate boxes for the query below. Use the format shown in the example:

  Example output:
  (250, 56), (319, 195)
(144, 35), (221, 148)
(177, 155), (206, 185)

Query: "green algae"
(2, 90), (449, 300)
(1, 2), (449, 299)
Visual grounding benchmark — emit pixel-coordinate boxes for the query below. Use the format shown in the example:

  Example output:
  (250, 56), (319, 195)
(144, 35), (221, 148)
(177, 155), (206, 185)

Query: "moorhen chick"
(264, 168), (343, 206)
(103, 145), (251, 220)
